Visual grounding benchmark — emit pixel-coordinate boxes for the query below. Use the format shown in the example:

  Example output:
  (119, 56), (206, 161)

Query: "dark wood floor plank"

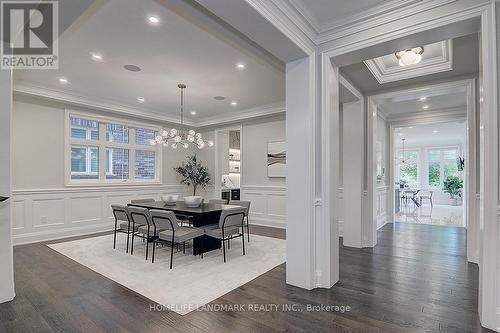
(0, 223), (494, 333)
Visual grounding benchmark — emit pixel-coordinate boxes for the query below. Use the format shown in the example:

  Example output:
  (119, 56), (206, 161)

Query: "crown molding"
(13, 81), (285, 129)
(13, 81), (193, 126)
(195, 102), (285, 128)
(386, 105), (467, 123)
(364, 40), (453, 84)
(277, 0), (458, 45)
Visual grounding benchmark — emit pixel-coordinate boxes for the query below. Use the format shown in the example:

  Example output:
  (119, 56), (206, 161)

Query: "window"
(427, 148), (460, 188)
(398, 150), (419, 188)
(67, 112), (161, 184)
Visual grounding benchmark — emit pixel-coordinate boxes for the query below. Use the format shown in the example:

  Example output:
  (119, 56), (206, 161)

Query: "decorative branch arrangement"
(174, 154), (211, 196)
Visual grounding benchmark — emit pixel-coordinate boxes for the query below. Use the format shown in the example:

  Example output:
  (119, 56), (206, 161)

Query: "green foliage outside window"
(399, 163), (418, 187)
(428, 162), (440, 187)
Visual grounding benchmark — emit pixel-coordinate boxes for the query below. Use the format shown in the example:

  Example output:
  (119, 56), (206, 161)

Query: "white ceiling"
(395, 122), (465, 147)
(14, 0), (285, 123)
(378, 89), (466, 116)
(289, 0), (390, 31)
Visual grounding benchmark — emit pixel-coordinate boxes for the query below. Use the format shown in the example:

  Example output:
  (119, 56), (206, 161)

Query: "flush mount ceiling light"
(419, 96), (427, 101)
(137, 97), (145, 103)
(423, 105), (429, 110)
(231, 101), (238, 106)
(58, 77), (68, 84)
(148, 16), (159, 24)
(236, 63), (245, 70)
(395, 46), (424, 67)
(152, 84), (213, 149)
(91, 53), (103, 61)
(190, 110), (197, 115)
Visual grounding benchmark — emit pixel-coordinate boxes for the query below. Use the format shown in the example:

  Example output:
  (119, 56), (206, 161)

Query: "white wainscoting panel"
(241, 186), (286, 228)
(12, 185), (186, 245)
(376, 186), (389, 229)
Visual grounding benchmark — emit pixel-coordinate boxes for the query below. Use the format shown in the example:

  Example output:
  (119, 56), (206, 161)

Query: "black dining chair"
(229, 200), (251, 242)
(111, 205), (135, 253)
(203, 207), (246, 262)
(128, 206), (161, 260)
(150, 210), (204, 268)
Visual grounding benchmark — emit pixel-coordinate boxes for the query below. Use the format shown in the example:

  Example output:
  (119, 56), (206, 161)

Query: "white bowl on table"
(161, 194), (179, 205)
(184, 196), (204, 208)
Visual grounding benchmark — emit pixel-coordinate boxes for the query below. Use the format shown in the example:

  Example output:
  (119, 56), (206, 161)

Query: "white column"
(285, 56), (316, 289)
(0, 64), (15, 303)
(342, 100), (364, 248)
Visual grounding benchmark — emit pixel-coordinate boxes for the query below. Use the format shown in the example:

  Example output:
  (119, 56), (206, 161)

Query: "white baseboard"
(249, 216), (286, 229)
(13, 222), (113, 246)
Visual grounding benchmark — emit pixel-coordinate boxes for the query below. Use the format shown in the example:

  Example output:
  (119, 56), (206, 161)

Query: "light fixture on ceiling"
(433, 130), (439, 134)
(395, 46), (424, 67)
(91, 53), (103, 61)
(58, 77), (69, 84)
(236, 63), (245, 70)
(137, 97), (145, 103)
(148, 16), (159, 24)
(423, 105), (429, 110)
(190, 110), (197, 116)
(152, 84), (213, 149)
(231, 101), (238, 106)
(419, 96), (427, 101)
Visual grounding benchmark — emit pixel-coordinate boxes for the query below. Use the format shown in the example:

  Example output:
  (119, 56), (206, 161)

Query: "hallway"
(0, 224), (491, 332)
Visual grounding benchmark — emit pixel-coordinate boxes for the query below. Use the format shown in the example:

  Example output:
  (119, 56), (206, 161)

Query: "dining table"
(400, 188), (421, 207)
(127, 201), (240, 255)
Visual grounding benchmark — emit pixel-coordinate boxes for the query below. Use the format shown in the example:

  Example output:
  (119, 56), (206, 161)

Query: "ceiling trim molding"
(364, 40), (453, 83)
(196, 102), (285, 128)
(13, 81), (194, 126)
(245, 0), (315, 54)
(279, 0), (457, 45)
(387, 106), (467, 124)
(13, 81), (285, 129)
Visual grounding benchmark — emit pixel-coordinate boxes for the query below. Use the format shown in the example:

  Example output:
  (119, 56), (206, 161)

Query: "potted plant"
(443, 175), (463, 206)
(174, 154), (211, 196)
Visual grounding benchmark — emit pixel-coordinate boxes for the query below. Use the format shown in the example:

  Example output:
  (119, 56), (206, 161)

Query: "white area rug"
(48, 234), (285, 315)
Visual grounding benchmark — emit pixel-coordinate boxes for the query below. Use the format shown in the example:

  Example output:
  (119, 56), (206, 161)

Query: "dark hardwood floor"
(0, 223), (492, 333)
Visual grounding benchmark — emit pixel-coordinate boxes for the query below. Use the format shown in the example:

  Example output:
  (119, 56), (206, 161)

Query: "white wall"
(240, 116), (286, 228)
(0, 66), (15, 303)
(10, 96), (208, 244)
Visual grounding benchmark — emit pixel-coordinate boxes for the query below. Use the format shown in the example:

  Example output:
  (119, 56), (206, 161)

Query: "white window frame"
(395, 148), (420, 187)
(65, 109), (162, 186)
(425, 145), (461, 189)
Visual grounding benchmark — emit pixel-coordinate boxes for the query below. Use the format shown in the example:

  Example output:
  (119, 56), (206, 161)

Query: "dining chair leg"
(126, 223), (131, 253)
(201, 238), (204, 259)
(130, 223), (136, 255)
(241, 225), (246, 256)
(170, 236), (175, 269)
(228, 238), (231, 249)
(246, 217), (250, 242)
(222, 231), (226, 263)
(145, 231), (150, 260)
(152, 240), (156, 263)
(113, 219), (117, 249)
(183, 241), (186, 254)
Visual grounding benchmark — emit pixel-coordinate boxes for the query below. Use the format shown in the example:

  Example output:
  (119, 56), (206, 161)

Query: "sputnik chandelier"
(152, 84), (213, 149)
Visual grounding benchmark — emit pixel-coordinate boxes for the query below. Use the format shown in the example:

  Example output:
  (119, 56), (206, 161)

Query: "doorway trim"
(320, 3), (497, 329)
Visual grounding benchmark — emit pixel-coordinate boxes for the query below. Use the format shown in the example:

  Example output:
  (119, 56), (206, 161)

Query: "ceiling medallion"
(395, 46), (424, 67)
(152, 84), (214, 149)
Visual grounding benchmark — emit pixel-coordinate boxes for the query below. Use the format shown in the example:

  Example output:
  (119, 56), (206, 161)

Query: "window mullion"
(130, 128), (137, 181)
(99, 122), (106, 182)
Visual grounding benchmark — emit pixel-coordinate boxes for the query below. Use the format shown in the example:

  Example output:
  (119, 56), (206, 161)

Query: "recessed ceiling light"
(148, 16), (159, 24)
(124, 64), (141, 72)
(190, 110), (197, 116)
(231, 101), (238, 106)
(419, 96), (427, 101)
(423, 105), (429, 110)
(433, 130), (439, 134)
(213, 96), (225, 101)
(236, 63), (245, 70)
(58, 77), (68, 84)
(91, 53), (103, 61)
(137, 97), (145, 103)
